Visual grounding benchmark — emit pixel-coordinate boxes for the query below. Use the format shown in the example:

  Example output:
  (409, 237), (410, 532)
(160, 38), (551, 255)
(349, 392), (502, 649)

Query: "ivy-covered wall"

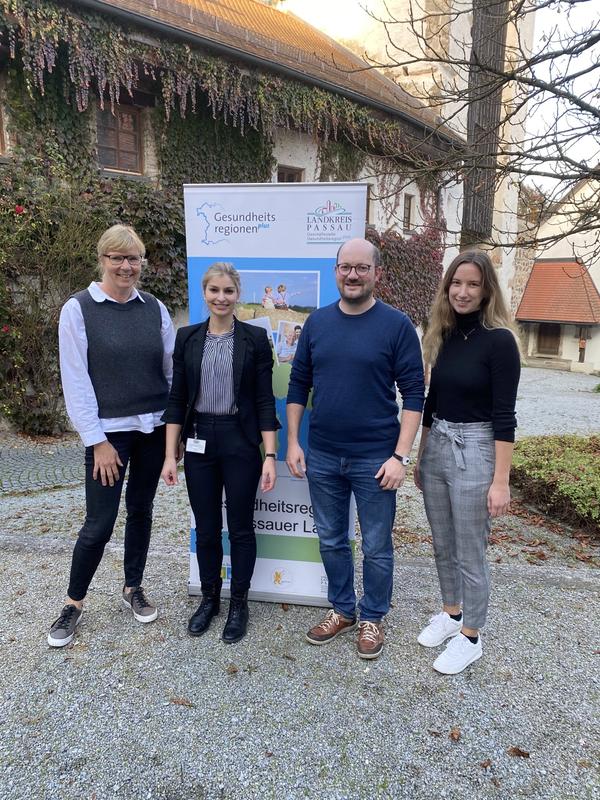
(4, 64), (97, 183)
(0, 0), (446, 433)
(0, 0), (447, 157)
(367, 227), (444, 327)
(157, 105), (275, 189)
(0, 3), (282, 432)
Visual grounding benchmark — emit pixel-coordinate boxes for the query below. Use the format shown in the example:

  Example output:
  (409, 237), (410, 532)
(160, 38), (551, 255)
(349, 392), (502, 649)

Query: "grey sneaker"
(48, 604), (82, 647)
(122, 586), (158, 623)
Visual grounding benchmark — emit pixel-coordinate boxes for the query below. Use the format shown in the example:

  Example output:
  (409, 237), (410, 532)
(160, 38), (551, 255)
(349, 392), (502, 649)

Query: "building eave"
(72, 0), (463, 156)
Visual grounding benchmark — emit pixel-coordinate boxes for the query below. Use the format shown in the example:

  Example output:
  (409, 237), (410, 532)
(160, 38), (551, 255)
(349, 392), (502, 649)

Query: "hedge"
(512, 435), (600, 534)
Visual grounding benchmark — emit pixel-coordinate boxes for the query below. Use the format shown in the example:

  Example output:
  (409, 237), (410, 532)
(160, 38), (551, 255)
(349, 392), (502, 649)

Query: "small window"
(97, 105), (142, 173)
(277, 166), (303, 183)
(403, 194), (414, 232)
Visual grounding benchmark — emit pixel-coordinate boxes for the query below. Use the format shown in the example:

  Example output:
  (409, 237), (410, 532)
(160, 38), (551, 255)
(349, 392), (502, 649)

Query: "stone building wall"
(511, 243), (535, 316)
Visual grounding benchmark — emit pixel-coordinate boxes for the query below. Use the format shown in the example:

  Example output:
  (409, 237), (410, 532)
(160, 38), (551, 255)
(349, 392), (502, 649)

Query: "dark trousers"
(184, 414), (262, 597)
(67, 426), (166, 601)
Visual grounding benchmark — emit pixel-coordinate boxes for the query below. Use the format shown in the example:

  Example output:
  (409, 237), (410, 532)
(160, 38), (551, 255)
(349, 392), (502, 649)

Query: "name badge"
(186, 438), (206, 454)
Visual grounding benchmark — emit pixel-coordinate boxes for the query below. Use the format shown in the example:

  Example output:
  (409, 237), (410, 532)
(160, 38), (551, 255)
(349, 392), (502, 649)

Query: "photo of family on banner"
(183, 182), (368, 605)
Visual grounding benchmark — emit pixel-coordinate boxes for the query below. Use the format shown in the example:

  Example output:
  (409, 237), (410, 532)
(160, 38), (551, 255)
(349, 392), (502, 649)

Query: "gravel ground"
(515, 368), (600, 439)
(1, 366), (599, 800)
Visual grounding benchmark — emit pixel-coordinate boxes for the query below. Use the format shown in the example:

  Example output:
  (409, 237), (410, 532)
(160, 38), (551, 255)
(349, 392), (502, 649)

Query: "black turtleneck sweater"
(422, 311), (521, 442)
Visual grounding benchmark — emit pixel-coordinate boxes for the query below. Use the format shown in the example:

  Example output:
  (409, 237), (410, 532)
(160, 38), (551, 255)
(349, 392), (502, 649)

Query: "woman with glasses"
(161, 262), (279, 644)
(48, 224), (175, 647)
(414, 250), (520, 674)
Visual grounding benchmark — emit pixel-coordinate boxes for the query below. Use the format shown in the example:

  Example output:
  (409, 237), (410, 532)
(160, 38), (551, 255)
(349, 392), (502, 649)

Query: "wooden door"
(537, 323), (561, 355)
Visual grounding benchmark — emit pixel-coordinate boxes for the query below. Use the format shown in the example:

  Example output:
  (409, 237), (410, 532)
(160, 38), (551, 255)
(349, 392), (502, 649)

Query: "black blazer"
(162, 318), (280, 446)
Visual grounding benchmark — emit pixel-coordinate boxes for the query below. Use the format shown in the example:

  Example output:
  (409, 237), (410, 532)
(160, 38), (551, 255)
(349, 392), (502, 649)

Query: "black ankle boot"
(222, 593), (249, 644)
(188, 584), (221, 637)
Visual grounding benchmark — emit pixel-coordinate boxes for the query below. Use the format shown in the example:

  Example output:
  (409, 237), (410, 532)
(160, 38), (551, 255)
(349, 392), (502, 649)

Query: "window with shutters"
(97, 105), (143, 174)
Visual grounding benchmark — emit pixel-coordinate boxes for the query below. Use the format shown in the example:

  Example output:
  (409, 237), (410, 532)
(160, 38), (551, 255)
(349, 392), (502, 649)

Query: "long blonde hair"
(422, 250), (520, 366)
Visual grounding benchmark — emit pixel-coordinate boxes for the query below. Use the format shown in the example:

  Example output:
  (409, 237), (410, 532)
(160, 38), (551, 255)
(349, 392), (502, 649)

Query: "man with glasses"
(286, 237), (424, 659)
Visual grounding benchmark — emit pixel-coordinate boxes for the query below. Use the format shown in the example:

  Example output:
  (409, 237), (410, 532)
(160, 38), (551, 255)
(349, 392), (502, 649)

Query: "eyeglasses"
(103, 254), (146, 266)
(336, 263), (373, 276)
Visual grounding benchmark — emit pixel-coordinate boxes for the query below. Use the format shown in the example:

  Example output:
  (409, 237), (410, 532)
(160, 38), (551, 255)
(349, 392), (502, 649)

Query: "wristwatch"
(265, 453), (277, 459)
(392, 453), (411, 466)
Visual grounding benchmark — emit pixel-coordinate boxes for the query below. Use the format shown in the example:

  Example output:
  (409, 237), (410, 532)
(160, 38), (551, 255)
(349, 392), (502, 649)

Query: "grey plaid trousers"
(420, 417), (495, 629)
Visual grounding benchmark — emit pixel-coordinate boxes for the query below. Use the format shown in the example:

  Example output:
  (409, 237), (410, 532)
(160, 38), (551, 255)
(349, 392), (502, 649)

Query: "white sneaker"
(433, 633), (482, 675)
(417, 611), (462, 648)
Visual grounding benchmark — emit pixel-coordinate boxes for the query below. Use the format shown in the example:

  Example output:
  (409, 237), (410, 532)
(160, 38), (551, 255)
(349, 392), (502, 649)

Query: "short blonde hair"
(97, 225), (145, 274)
(202, 262), (241, 295)
(98, 225), (146, 261)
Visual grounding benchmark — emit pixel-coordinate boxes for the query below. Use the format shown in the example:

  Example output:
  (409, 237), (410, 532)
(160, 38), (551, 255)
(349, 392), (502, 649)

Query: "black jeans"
(67, 426), (166, 601)
(184, 414), (262, 597)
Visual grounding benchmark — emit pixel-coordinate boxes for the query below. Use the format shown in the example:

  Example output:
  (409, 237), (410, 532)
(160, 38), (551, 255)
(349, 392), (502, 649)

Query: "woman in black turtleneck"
(414, 250), (521, 675)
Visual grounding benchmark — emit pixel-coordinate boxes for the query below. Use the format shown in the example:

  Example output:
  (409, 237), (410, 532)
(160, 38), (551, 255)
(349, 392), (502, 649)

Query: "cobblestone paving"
(0, 366), (598, 494)
(0, 436), (83, 494)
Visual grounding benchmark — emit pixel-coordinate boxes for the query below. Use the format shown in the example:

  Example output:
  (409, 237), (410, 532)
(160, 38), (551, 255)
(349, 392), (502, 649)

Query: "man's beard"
(342, 282), (371, 303)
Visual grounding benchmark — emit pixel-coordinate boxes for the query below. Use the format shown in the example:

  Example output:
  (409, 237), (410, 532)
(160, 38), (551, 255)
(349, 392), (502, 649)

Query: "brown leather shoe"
(357, 621), (384, 659)
(306, 609), (357, 645)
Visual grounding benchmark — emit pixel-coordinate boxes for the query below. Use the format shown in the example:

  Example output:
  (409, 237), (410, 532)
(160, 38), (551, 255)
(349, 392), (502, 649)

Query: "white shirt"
(59, 282), (175, 447)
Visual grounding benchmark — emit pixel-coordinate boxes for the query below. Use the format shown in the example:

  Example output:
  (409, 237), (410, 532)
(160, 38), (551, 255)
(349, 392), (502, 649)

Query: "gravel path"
(1, 366), (599, 800)
(515, 368), (600, 439)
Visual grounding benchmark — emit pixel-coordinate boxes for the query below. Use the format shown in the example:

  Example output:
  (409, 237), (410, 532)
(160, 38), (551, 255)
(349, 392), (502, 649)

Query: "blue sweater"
(287, 300), (425, 457)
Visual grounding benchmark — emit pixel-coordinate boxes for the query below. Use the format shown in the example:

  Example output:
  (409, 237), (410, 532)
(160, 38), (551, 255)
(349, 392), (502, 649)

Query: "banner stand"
(183, 182), (367, 606)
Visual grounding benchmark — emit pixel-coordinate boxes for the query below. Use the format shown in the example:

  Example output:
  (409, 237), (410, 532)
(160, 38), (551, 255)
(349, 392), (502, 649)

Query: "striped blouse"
(194, 329), (238, 415)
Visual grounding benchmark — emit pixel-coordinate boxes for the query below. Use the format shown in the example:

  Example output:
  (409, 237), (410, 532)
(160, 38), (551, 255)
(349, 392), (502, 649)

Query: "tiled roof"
(516, 259), (600, 325)
(87, 0), (459, 144)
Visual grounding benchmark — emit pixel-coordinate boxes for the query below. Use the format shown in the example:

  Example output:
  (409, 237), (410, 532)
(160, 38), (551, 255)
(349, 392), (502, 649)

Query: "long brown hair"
(422, 250), (520, 366)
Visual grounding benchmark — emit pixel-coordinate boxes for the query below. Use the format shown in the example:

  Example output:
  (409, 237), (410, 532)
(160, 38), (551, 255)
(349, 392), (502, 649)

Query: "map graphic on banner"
(183, 183), (367, 605)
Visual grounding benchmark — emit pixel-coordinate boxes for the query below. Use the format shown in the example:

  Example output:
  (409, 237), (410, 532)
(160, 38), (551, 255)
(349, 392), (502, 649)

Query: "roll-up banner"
(183, 183), (367, 605)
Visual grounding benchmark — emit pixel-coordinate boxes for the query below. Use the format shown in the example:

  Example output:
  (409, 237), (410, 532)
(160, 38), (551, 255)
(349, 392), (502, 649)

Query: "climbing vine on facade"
(0, 0), (447, 434)
(0, 164), (190, 433)
(156, 106), (275, 189)
(318, 139), (367, 182)
(367, 227), (444, 327)
(0, 0), (421, 157)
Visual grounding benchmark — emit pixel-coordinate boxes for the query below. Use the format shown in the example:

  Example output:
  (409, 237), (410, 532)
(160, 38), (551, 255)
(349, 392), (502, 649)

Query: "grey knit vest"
(74, 289), (169, 419)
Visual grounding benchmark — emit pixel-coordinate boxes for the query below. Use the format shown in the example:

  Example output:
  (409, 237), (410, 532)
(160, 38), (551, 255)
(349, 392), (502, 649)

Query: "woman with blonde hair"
(414, 250), (520, 674)
(161, 262), (279, 644)
(48, 224), (175, 647)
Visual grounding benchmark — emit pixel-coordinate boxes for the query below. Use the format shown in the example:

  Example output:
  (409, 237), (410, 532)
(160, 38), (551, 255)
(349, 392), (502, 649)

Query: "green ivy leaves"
(0, 0), (428, 160)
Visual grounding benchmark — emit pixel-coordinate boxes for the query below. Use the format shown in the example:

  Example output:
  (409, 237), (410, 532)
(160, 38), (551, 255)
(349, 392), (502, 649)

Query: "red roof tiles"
(516, 259), (600, 325)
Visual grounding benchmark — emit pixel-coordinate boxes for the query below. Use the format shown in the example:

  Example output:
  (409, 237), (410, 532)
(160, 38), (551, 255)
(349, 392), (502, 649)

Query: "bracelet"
(265, 453), (277, 459)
